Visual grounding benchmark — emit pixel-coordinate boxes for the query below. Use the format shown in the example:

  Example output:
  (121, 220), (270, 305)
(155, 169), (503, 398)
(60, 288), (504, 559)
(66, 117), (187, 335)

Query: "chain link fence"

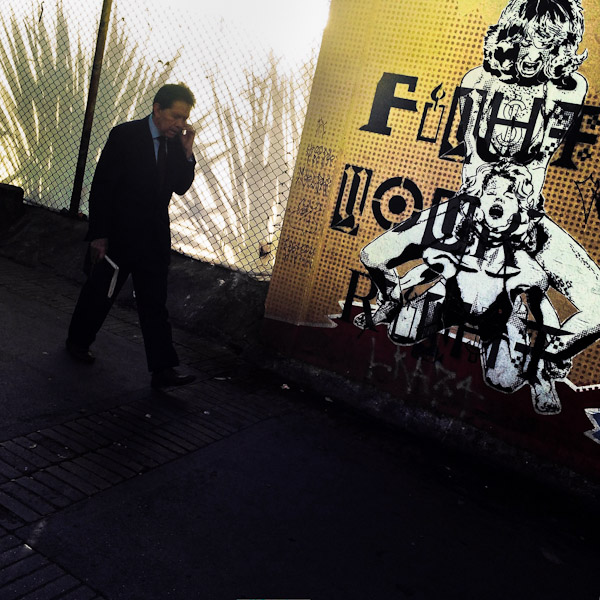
(0, 0), (329, 279)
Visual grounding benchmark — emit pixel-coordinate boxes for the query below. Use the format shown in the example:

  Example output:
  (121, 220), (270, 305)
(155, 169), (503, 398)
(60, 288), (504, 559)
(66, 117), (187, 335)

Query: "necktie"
(157, 136), (167, 188)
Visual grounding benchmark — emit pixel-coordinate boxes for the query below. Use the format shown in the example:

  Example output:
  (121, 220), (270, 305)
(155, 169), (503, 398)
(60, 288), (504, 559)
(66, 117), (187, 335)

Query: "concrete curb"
(0, 205), (269, 352)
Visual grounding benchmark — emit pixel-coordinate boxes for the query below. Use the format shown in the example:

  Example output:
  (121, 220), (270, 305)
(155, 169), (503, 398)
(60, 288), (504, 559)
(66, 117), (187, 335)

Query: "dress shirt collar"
(149, 114), (161, 140)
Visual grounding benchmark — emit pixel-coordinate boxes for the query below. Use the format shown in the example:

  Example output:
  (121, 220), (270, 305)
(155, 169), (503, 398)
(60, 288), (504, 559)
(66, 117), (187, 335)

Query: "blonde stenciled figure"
(385, 161), (567, 414)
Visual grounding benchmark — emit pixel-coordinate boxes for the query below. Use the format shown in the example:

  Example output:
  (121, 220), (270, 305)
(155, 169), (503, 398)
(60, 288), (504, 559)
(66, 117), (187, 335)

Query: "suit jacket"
(86, 116), (195, 263)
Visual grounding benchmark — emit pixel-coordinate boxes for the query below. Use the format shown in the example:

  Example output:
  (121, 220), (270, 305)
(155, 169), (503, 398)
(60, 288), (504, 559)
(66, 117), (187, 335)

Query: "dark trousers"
(68, 255), (178, 372)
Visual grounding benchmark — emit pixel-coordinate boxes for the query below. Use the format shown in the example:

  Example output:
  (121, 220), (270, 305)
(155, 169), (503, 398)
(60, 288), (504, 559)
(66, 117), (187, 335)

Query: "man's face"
(152, 100), (192, 138)
(480, 175), (520, 231)
(515, 23), (556, 80)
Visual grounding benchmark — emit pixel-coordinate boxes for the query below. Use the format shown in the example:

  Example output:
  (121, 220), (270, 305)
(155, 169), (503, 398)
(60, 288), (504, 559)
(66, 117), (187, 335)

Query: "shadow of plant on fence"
(0, 0), (177, 213)
(170, 51), (317, 279)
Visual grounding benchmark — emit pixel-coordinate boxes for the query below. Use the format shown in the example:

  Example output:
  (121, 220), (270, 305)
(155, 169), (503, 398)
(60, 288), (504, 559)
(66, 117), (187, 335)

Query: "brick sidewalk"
(0, 257), (294, 599)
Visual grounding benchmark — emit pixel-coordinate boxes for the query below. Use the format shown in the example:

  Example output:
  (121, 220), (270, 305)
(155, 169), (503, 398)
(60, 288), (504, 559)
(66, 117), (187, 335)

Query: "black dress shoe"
(65, 339), (96, 364)
(151, 367), (196, 389)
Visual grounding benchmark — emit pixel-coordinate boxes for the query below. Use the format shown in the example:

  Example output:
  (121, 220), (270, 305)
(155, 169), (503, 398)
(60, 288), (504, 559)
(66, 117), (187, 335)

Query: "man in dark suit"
(66, 83), (197, 389)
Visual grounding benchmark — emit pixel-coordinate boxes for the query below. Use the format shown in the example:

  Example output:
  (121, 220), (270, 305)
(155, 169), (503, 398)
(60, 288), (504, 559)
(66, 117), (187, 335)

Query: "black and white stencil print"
(355, 0), (600, 416)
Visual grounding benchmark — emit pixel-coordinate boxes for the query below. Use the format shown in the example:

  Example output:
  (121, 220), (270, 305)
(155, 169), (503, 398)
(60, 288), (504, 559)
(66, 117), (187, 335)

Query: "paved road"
(0, 256), (598, 600)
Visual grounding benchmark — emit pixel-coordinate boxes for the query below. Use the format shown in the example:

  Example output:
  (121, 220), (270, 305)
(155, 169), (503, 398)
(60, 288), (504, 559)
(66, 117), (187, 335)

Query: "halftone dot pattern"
(270, 0), (486, 326)
(548, 87), (600, 387)
(265, 0), (600, 386)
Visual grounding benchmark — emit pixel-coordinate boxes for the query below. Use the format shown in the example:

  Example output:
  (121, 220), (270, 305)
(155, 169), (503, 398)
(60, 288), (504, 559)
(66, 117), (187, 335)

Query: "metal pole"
(69, 0), (113, 215)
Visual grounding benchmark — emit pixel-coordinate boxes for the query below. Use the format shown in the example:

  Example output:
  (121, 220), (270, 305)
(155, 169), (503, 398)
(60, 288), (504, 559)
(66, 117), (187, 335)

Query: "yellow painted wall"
(267, 0), (600, 390)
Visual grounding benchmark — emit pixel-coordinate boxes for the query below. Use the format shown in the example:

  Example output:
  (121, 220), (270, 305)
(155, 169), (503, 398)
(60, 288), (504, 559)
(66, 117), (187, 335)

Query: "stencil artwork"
(355, 0), (600, 415)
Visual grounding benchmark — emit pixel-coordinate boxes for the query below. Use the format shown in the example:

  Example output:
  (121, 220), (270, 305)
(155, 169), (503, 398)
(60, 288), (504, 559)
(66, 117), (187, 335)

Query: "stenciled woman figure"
(387, 161), (566, 413)
(356, 0), (600, 408)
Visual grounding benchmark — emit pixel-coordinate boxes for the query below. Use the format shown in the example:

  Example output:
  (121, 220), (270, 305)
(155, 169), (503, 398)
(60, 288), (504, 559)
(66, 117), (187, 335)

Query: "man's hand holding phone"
(179, 123), (196, 160)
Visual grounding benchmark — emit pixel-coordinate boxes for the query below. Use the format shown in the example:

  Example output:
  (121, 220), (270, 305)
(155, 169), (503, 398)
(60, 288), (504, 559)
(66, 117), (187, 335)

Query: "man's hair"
(153, 83), (196, 109)
(483, 0), (587, 87)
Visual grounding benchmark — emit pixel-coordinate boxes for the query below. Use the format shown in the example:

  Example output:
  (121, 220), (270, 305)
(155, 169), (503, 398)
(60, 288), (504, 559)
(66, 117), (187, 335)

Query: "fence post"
(69, 0), (113, 216)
